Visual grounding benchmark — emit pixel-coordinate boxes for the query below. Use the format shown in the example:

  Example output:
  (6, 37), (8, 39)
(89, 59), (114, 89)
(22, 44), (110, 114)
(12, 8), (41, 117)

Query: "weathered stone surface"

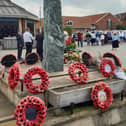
(108, 109), (121, 125)
(63, 117), (95, 126)
(43, 0), (64, 72)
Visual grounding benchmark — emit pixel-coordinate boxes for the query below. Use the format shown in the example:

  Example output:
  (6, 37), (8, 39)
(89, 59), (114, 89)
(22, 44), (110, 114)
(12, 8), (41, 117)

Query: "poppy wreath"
(68, 62), (88, 84)
(14, 96), (47, 126)
(102, 52), (122, 67)
(99, 58), (116, 78)
(0, 65), (5, 79)
(8, 63), (21, 90)
(91, 82), (113, 111)
(23, 66), (49, 94)
(81, 52), (93, 66)
(1, 54), (17, 67)
(25, 52), (40, 65)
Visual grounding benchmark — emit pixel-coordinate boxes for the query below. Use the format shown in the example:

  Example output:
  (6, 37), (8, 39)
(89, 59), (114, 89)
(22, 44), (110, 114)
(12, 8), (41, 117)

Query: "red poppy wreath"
(23, 66), (49, 94)
(68, 62), (88, 84)
(99, 58), (116, 78)
(91, 82), (113, 111)
(8, 63), (21, 90)
(14, 96), (47, 126)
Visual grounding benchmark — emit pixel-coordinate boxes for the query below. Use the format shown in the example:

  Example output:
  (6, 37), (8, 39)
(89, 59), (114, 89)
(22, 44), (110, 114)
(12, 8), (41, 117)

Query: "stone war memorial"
(43, 0), (64, 72)
(1, 0), (126, 126)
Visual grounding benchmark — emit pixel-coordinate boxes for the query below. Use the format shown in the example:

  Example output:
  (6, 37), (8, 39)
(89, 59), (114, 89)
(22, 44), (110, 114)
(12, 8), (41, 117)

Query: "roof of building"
(62, 13), (120, 28)
(0, 0), (38, 21)
(38, 13), (121, 29)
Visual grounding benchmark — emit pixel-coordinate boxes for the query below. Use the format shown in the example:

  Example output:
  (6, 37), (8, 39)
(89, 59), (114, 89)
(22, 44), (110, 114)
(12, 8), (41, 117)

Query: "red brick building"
(36, 13), (121, 31)
(116, 12), (126, 26)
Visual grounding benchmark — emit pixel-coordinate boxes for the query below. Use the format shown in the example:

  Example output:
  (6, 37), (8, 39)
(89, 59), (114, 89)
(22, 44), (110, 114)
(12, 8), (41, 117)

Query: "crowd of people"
(71, 30), (126, 49)
(16, 29), (126, 61)
(16, 28), (44, 61)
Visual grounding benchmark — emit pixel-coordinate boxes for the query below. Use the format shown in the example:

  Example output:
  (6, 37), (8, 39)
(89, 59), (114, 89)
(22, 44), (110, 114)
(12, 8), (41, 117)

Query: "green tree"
(116, 25), (126, 30)
(64, 26), (73, 36)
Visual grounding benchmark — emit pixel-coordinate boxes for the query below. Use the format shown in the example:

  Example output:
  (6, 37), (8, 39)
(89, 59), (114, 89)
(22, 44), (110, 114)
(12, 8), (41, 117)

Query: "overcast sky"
(12, 0), (126, 17)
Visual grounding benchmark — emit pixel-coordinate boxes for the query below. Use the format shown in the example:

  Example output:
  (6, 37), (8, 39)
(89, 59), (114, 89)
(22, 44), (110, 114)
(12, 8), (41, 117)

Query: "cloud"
(62, 5), (104, 16)
(13, 0), (43, 17)
(12, 0), (126, 17)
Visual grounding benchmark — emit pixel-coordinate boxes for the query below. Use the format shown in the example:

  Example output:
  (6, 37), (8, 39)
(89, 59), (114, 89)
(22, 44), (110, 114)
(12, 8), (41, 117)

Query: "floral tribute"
(25, 52), (40, 65)
(14, 96), (47, 126)
(91, 82), (113, 111)
(99, 58), (116, 78)
(1, 54), (17, 67)
(102, 52), (122, 67)
(81, 52), (93, 66)
(68, 62), (88, 84)
(8, 63), (21, 90)
(23, 66), (49, 94)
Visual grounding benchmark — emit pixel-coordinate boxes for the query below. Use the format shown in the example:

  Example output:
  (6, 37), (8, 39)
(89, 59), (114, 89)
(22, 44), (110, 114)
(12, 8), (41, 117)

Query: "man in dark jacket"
(16, 31), (24, 60)
(35, 29), (44, 61)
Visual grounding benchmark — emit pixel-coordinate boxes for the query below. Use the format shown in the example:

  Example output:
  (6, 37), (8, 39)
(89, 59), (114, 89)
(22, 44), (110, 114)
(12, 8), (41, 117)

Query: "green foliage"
(64, 41), (76, 53)
(64, 26), (73, 36)
(116, 25), (126, 30)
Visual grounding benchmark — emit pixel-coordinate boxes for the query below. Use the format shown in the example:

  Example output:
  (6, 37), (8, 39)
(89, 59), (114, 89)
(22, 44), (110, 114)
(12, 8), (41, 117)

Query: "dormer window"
(65, 20), (73, 26)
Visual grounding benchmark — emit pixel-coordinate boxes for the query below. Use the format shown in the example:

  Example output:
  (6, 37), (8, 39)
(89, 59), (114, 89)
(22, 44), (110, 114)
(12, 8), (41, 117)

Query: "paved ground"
(0, 42), (126, 66)
(0, 42), (126, 125)
(77, 42), (126, 67)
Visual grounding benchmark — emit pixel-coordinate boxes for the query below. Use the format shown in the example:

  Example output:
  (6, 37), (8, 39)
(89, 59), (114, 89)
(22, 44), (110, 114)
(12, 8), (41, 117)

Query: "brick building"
(37, 13), (121, 31)
(0, 0), (38, 38)
(116, 12), (126, 26)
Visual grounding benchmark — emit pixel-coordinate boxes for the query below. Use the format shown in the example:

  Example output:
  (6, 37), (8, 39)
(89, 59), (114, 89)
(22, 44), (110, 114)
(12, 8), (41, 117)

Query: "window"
(108, 18), (112, 27)
(0, 18), (18, 39)
(65, 20), (73, 26)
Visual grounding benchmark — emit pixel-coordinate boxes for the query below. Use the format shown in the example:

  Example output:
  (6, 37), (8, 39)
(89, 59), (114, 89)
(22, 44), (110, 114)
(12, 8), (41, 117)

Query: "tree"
(116, 25), (126, 30)
(64, 26), (73, 36)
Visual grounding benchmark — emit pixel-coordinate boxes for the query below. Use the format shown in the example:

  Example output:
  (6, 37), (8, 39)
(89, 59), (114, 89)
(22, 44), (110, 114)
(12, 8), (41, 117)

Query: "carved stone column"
(43, 0), (64, 72)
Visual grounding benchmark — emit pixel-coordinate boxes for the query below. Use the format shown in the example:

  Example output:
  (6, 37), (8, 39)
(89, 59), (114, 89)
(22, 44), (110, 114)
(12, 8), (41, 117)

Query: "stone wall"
(0, 38), (36, 49)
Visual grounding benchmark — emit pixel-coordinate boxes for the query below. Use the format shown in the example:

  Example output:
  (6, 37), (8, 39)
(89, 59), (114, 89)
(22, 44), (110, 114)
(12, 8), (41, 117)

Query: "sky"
(12, 0), (126, 17)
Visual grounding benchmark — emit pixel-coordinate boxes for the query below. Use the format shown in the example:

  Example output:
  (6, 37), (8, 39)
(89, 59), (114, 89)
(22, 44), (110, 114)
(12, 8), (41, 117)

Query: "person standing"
(23, 28), (33, 56)
(101, 33), (105, 46)
(77, 32), (82, 47)
(35, 29), (44, 61)
(86, 31), (91, 46)
(91, 31), (96, 46)
(80, 33), (84, 47)
(16, 31), (24, 60)
(112, 32), (119, 50)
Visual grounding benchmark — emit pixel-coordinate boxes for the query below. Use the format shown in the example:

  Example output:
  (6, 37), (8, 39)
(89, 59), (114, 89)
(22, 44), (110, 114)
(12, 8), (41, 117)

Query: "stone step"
(0, 92), (15, 118)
